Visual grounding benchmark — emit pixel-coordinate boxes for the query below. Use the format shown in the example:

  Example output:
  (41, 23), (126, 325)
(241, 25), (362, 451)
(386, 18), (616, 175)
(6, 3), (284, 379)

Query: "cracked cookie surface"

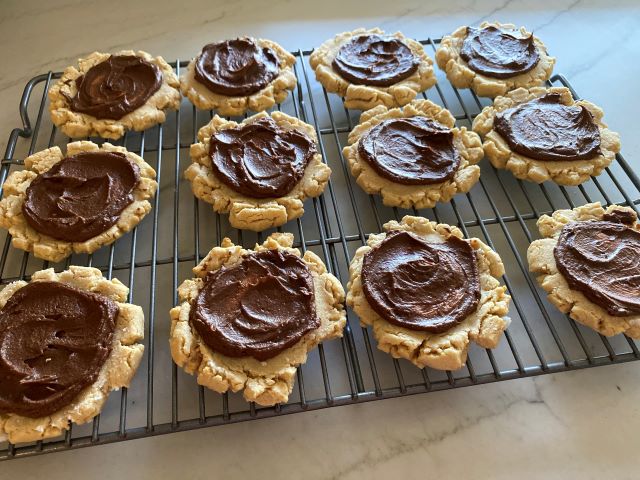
(472, 87), (620, 186)
(0, 141), (157, 263)
(185, 111), (331, 231)
(49, 50), (180, 140)
(309, 28), (436, 110)
(0, 266), (144, 443)
(169, 233), (346, 406)
(347, 215), (510, 371)
(180, 38), (297, 116)
(436, 22), (555, 98)
(528, 202), (640, 338)
(343, 100), (483, 209)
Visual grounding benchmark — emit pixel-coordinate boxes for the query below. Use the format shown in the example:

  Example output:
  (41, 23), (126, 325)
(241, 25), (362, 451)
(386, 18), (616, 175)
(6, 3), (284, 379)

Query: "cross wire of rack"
(1, 38), (639, 461)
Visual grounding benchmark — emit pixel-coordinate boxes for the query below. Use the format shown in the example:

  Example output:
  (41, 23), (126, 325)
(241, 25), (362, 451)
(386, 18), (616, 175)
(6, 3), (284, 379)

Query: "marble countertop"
(2, 0), (640, 478)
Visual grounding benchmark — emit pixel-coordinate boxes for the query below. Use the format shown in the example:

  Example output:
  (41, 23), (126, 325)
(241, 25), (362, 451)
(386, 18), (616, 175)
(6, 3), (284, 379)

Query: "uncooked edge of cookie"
(169, 232), (346, 406)
(346, 215), (511, 371)
(180, 38), (297, 116)
(0, 141), (158, 263)
(435, 21), (556, 98)
(472, 86), (621, 186)
(527, 202), (640, 338)
(0, 266), (145, 444)
(185, 111), (331, 231)
(309, 27), (437, 110)
(48, 50), (181, 140)
(342, 99), (483, 209)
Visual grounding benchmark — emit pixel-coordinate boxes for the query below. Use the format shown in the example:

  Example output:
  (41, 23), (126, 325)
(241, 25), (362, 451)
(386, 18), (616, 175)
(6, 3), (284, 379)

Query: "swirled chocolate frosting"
(357, 117), (459, 185)
(194, 38), (280, 96)
(361, 231), (480, 333)
(190, 249), (318, 360)
(494, 93), (601, 161)
(460, 26), (539, 79)
(23, 151), (141, 242)
(0, 281), (117, 418)
(209, 117), (316, 198)
(554, 218), (640, 316)
(66, 55), (162, 120)
(332, 34), (419, 86)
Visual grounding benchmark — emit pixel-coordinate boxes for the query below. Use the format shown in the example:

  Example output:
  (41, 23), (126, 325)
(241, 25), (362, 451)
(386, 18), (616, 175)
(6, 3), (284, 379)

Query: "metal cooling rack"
(1, 39), (639, 461)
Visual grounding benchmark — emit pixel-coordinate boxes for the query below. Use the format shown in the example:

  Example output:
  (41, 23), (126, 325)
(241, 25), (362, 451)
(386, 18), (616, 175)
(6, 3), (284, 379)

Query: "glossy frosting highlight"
(66, 55), (162, 120)
(23, 151), (140, 242)
(0, 281), (117, 418)
(357, 116), (459, 185)
(460, 26), (539, 79)
(332, 34), (419, 86)
(361, 231), (480, 333)
(190, 249), (319, 360)
(494, 93), (601, 161)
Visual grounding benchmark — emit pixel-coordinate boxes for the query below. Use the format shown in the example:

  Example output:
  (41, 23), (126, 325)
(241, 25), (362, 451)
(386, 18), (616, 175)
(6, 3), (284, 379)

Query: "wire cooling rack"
(1, 38), (639, 461)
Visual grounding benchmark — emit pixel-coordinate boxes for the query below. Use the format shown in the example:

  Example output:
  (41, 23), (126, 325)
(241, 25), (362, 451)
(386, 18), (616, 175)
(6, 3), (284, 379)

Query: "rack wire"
(1, 39), (639, 461)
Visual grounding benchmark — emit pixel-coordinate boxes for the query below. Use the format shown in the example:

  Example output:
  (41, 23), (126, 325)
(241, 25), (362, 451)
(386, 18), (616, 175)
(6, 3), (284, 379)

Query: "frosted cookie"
(49, 50), (180, 139)
(528, 202), (640, 337)
(435, 22), (555, 98)
(342, 99), (483, 209)
(0, 141), (157, 263)
(472, 87), (620, 186)
(185, 111), (331, 231)
(347, 216), (510, 371)
(170, 233), (346, 406)
(180, 37), (297, 116)
(309, 28), (436, 110)
(0, 266), (144, 443)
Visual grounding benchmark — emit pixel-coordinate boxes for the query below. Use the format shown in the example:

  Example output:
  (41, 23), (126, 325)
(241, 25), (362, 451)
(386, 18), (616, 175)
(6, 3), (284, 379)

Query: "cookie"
(0, 141), (157, 263)
(435, 22), (555, 98)
(347, 215), (510, 371)
(180, 37), (297, 116)
(185, 111), (331, 231)
(169, 233), (346, 406)
(49, 50), (180, 140)
(309, 28), (436, 110)
(472, 87), (620, 186)
(342, 99), (483, 209)
(528, 202), (640, 338)
(0, 266), (144, 443)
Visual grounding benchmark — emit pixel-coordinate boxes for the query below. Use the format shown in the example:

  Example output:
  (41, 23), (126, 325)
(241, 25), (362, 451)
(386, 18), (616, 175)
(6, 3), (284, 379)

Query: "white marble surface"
(1, 0), (640, 478)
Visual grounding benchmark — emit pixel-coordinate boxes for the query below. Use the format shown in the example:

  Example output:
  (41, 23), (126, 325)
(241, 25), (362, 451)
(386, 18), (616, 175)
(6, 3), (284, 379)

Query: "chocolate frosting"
(23, 151), (140, 243)
(494, 93), (601, 161)
(66, 55), (162, 120)
(357, 116), (460, 185)
(332, 34), (419, 87)
(0, 281), (117, 418)
(209, 117), (316, 198)
(361, 231), (480, 333)
(194, 38), (280, 96)
(554, 219), (640, 316)
(190, 249), (318, 361)
(460, 26), (540, 79)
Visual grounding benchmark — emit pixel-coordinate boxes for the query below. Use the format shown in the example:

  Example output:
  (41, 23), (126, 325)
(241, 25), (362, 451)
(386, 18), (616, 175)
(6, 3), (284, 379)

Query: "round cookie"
(49, 50), (180, 140)
(169, 232), (346, 406)
(0, 266), (144, 443)
(309, 28), (436, 110)
(342, 99), (483, 209)
(347, 215), (511, 371)
(435, 22), (555, 98)
(185, 111), (331, 231)
(472, 86), (620, 186)
(528, 202), (640, 338)
(0, 141), (157, 263)
(180, 37), (297, 116)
